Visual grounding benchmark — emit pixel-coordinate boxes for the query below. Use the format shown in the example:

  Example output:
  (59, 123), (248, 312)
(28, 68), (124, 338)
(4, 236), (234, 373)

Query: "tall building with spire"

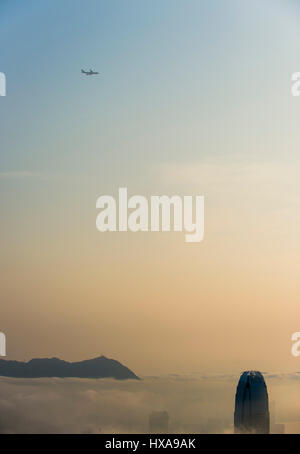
(234, 371), (270, 434)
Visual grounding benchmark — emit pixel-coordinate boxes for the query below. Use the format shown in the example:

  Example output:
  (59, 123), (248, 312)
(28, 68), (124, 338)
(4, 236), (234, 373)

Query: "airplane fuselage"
(81, 69), (99, 76)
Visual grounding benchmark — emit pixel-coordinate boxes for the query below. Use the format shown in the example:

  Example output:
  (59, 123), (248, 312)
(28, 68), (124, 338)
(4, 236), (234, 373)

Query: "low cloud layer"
(0, 374), (299, 434)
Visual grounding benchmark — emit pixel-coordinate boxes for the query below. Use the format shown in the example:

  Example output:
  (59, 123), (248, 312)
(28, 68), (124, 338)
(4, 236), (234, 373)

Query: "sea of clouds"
(0, 373), (299, 434)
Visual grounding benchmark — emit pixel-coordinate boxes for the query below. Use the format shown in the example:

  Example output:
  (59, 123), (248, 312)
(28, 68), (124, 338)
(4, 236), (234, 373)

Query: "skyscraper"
(148, 411), (169, 433)
(234, 371), (270, 434)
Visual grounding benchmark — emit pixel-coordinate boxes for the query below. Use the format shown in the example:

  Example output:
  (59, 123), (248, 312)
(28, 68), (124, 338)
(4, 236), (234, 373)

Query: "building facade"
(234, 371), (270, 434)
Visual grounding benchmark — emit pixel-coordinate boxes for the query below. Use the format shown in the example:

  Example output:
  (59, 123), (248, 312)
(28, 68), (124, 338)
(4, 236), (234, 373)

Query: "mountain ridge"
(0, 355), (139, 380)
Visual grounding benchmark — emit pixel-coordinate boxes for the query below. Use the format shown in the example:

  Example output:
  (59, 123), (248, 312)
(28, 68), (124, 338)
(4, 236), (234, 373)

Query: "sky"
(0, 0), (300, 376)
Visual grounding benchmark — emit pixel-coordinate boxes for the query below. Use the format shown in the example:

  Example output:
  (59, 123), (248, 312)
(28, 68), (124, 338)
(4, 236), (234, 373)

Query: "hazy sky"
(1, 0), (300, 375)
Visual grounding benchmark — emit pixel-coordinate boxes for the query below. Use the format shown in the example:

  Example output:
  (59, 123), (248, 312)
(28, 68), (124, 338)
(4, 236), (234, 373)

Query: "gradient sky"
(1, 0), (300, 375)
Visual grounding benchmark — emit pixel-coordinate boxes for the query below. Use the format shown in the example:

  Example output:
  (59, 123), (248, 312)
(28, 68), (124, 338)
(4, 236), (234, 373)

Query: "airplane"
(81, 69), (99, 76)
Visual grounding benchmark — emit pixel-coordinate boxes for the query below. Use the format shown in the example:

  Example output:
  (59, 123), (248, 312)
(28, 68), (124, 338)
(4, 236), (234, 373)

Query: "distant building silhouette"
(149, 411), (169, 433)
(234, 371), (270, 434)
(270, 401), (285, 434)
(272, 423), (285, 434)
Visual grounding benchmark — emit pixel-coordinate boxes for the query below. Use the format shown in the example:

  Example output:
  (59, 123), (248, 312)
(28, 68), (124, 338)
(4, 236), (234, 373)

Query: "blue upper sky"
(1, 0), (299, 178)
